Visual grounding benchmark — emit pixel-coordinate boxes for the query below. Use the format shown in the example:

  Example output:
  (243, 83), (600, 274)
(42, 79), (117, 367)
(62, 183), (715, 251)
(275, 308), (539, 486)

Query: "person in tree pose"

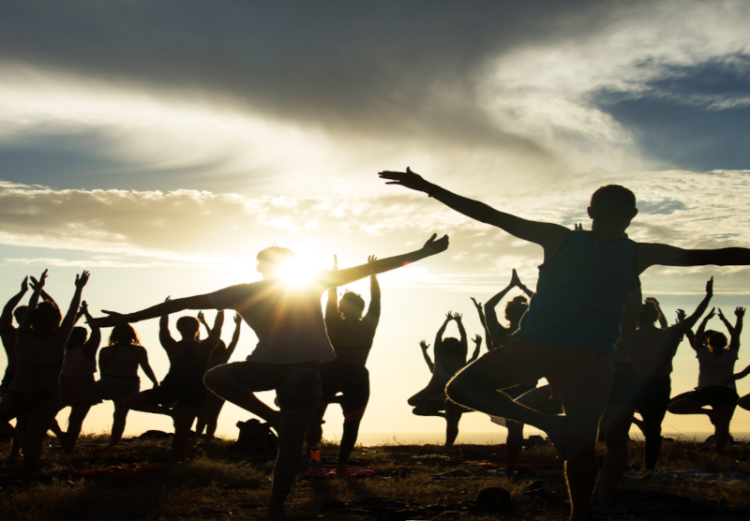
(409, 311), (481, 446)
(195, 312), (242, 441)
(92, 234), (448, 521)
(0, 270), (89, 484)
(380, 167), (750, 521)
(123, 303), (224, 463)
(669, 305), (744, 452)
(306, 255), (381, 472)
(481, 269), (534, 349)
(95, 323), (159, 447)
(54, 301), (101, 452)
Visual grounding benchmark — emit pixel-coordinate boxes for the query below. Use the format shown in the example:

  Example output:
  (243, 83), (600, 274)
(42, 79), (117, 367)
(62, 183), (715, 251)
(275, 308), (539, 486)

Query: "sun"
(276, 258), (318, 286)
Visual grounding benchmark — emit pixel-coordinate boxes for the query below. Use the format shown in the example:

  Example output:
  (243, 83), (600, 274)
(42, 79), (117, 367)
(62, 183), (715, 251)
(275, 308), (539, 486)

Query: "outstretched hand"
(472, 334), (482, 345)
(675, 309), (686, 323)
(30, 269), (48, 291)
(20, 276), (29, 293)
(706, 276), (714, 296)
(445, 311), (454, 322)
(470, 297), (482, 311)
(421, 233), (449, 256)
(234, 313), (243, 325)
(419, 340), (430, 351)
(705, 307), (716, 320)
(718, 308), (727, 322)
(75, 270), (90, 289)
(736, 307), (746, 318)
(452, 311), (463, 322)
(197, 311), (206, 324)
(92, 310), (127, 328)
(510, 269), (521, 287)
(378, 167), (432, 193)
(574, 223), (583, 231)
(367, 255), (378, 264)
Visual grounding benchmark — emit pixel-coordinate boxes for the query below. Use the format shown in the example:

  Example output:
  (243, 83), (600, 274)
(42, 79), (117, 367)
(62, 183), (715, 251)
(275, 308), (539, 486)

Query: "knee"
(203, 366), (224, 390)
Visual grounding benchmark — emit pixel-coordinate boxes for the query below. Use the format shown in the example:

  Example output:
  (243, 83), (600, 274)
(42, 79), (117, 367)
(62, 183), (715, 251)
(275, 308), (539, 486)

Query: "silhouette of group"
(2, 168), (750, 521)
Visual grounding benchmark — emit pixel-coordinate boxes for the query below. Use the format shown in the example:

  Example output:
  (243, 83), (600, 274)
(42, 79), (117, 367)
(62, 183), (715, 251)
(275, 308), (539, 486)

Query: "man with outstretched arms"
(93, 234), (448, 521)
(379, 167), (750, 521)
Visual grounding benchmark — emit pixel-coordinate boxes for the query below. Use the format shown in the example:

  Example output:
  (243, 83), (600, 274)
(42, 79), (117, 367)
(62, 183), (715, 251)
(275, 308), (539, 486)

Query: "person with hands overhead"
(380, 167), (750, 521)
(195, 312), (242, 442)
(306, 254), (382, 473)
(408, 311), (481, 446)
(54, 300), (102, 453)
(124, 300), (224, 463)
(669, 304), (744, 452)
(483, 269), (534, 349)
(91, 235), (448, 521)
(0, 270), (89, 484)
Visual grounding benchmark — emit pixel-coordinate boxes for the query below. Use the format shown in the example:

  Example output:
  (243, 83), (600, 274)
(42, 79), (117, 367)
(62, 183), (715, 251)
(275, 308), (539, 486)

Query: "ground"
(1, 434), (750, 520)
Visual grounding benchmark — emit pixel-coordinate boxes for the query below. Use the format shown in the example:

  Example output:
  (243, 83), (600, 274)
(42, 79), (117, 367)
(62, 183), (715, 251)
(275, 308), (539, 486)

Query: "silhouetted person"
(95, 323), (158, 447)
(306, 255), (381, 472)
(195, 312), (242, 441)
(55, 301), (101, 452)
(483, 269), (534, 348)
(0, 270), (88, 484)
(727, 362), (750, 412)
(124, 303), (224, 463)
(409, 312), (481, 446)
(380, 167), (750, 521)
(669, 305), (744, 452)
(92, 234), (448, 520)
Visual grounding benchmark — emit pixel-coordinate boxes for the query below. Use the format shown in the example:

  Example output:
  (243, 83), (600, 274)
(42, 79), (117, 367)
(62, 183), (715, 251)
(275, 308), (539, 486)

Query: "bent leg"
(204, 398), (225, 440)
(172, 407), (200, 463)
(110, 399), (129, 446)
(444, 401), (462, 447)
(22, 400), (59, 485)
(738, 394), (750, 411)
(204, 365), (279, 431)
(125, 391), (175, 417)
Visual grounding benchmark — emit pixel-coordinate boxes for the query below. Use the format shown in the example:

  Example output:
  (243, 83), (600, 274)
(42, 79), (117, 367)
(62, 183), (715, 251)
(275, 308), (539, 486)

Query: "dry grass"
(1, 434), (749, 520)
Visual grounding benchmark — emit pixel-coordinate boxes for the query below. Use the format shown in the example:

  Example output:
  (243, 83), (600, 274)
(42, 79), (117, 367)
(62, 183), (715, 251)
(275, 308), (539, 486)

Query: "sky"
(2, 0), (750, 442)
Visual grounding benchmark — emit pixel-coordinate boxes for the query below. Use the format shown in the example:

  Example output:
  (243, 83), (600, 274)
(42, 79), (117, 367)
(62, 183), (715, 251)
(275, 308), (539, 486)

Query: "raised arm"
(136, 346), (159, 388)
(674, 279), (713, 335)
(58, 271), (89, 339)
(470, 297), (493, 350)
(2, 277), (28, 328)
(93, 293), (214, 328)
(636, 243), (750, 274)
(468, 334), (482, 363)
(197, 311), (211, 338)
(79, 301), (101, 360)
(20, 271), (47, 331)
(731, 307), (744, 351)
(202, 310), (225, 356)
(435, 312), (452, 349)
(325, 255), (339, 325)
(514, 269), (535, 298)
(453, 311), (468, 354)
(225, 313), (242, 358)
(379, 168), (571, 260)
(419, 340), (434, 373)
(694, 308), (715, 352)
(484, 271), (518, 324)
(158, 298), (178, 353)
(363, 256), (381, 329)
(316, 233), (449, 288)
(646, 298), (668, 329)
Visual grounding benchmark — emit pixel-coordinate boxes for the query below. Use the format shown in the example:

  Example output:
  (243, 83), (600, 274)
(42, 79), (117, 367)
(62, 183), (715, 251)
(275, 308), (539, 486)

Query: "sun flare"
(277, 258), (318, 286)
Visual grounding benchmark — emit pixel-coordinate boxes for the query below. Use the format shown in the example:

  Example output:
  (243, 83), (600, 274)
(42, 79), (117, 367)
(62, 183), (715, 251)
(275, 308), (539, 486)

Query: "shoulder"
(206, 283), (257, 309)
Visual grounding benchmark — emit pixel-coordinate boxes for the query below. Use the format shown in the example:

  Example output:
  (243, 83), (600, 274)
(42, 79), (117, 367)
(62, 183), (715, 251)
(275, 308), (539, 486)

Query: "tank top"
(161, 343), (209, 393)
(515, 231), (639, 353)
(105, 344), (139, 377)
(62, 348), (97, 377)
(697, 348), (738, 390)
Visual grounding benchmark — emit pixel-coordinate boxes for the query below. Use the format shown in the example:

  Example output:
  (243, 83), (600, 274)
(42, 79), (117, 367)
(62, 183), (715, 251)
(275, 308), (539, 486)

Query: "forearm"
(421, 351), (434, 372)
(131, 295), (213, 323)
(485, 285), (513, 311)
(684, 294), (712, 330)
(327, 249), (434, 287)
(60, 287), (84, 333)
(1, 291), (25, 325)
(142, 364), (159, 385)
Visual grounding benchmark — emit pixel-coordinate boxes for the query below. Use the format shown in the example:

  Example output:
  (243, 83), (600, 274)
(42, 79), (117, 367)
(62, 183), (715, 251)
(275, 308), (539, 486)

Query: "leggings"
(633, 374), (671, 470)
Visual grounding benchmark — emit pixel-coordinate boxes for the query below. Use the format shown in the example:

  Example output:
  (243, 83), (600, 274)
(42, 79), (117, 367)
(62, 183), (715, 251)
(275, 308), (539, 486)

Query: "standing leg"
(204, 398), (225, 441)
(0, 400), (23, 460)
(171, 407), (200, 463)
(204, 368), (280, 431)
(195, 402), (208, 438)
(444, 401), (463, 446)
(713, 403), (736, 453)
(305, 401), (328, 449)
(110, 398), (129, 446)
(640, 384), (670, 470)
(505, 421), (524, 476)
(561, 403), (605, 521)
(125, 392), (175, 418)
(596, 403), (636, 504)
(64, 403), (93, 452)
(22, 400), (59, 485)
(269, 408), (315, 521)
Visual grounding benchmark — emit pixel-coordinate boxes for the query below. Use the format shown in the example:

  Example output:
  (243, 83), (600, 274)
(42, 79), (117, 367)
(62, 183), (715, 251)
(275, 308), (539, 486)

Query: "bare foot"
(543, 415), (567, 460)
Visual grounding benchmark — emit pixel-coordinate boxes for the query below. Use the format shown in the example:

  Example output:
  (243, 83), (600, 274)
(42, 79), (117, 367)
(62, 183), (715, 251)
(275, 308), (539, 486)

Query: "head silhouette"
(13, 305), (27, 326)
(638, 300), (659, 326)
(505, 295), (529, 325)
(29, 300), (61, 336)
(176, 316), (200, 339)
(587, 185), (638, 233)
(340, 291), (365, 320)
(109, 324), (141, 346)
(256, 247), (296, 279)
(67, 327), (88, 347)
(706, 331), (728, 353)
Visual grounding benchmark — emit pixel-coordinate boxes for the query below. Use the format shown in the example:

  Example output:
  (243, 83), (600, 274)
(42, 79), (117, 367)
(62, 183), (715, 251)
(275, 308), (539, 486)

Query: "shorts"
(320, 363), (370, 420)
(146, 383), (206, 409)
(689, 385), (739, 407)
(96, 375), (140, 402)
(220, 360), (321, 411)
(607, 361), (637, 405)
(460, 337), (615, 409)
(632, 374), (671, 409)
(6, 389), (61, 411)
(60, 374), (101, 407)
